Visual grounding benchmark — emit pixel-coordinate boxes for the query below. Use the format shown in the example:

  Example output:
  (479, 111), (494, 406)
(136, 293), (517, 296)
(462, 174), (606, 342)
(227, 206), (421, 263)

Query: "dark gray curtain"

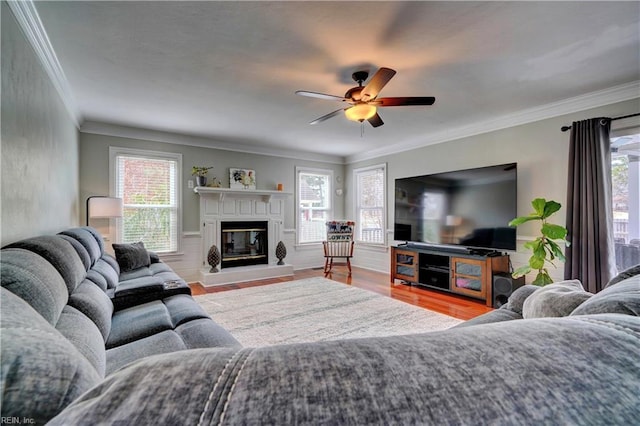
(564, 118), (617, 293)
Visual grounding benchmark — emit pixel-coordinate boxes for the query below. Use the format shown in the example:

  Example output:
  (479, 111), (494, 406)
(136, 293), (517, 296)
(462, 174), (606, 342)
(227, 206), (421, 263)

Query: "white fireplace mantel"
(193, 187), (292, 203)
(195, 186), (293, 286)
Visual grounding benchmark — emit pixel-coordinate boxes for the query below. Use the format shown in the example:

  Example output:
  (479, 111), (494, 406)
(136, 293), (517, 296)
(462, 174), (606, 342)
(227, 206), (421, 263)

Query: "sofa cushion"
(105, 296), (240, 373)
(105, 330), (188, 375)
(107, 301), (174, 348)
(118, 261), (174, 282)
(606, 263), (640, 289)
(119, 266), (154, 281)
(0, 248), (68, 325)
(175, 318), (243, 348)
(113, 241), (151, 272)
(115, 262), (186, 302)
(93, 257), (120, 289)
(163, 294), (210, 327)
(149, 262), (181, 280)
(68, 280), (115, 340)
(522, 280), (592, 319)
(149, 261), (175, 274)
(452, 307), (522, 328)
(102, 253), (120, 274)
(56, 305), (107, 377)
(58, 234), (92, 271)
(114, 275), (164, 297)
(59, 227), (104, 266)
(1, 288), (102, 424)
(571, 274), (640, 317)
(85, 268), (109, 291)
(5, 235), (86, 293)
(49, 314), (640, 425)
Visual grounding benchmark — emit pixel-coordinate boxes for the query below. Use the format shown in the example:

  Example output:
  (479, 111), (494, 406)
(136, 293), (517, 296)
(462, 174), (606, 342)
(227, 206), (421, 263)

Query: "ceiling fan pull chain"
(361, 122), (365, 138)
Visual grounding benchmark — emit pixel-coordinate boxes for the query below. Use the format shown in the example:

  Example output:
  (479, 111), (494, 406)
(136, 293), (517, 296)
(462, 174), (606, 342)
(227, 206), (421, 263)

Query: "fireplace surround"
(195, 187), (293, 285)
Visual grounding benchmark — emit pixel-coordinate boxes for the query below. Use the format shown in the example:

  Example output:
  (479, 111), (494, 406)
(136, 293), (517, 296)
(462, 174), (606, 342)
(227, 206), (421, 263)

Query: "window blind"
(355, 165), (386, 244)
(115, 154), (179, 253)
(297, 168), (332, 244)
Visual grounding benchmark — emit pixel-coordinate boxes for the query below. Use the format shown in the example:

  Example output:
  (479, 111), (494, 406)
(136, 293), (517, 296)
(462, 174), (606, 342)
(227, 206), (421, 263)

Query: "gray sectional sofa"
(1, 226), (639, 425)
(1, 226), (240, 424)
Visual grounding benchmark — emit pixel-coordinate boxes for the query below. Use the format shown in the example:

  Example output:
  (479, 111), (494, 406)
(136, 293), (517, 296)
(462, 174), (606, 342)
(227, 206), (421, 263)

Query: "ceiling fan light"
(345, 104), (376, 122)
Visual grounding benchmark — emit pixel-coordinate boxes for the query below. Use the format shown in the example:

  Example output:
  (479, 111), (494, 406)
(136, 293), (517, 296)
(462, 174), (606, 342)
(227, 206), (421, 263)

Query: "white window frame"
(610, 118), (640, 271)
(296, 166), (334, 245)
(109, 146), (183, 254)
(353, 163), (387, 246)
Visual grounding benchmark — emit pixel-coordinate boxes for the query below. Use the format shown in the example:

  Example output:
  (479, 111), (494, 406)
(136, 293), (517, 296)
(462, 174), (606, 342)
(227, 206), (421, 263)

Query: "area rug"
(195, 277), (462, 347)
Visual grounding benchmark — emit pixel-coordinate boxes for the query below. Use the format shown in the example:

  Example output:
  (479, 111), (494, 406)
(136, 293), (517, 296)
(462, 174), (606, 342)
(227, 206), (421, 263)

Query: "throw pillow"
(605, 264), (640, 289)
(522, 280), (592, 319)
(571, 274), (640, 317)
(502, 285), (539, 315)
(112, 242), (150, 272)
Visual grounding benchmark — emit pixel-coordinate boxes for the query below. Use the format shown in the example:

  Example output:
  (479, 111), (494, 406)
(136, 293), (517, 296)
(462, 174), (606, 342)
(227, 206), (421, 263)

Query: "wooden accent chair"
(323, 221), (355, 276)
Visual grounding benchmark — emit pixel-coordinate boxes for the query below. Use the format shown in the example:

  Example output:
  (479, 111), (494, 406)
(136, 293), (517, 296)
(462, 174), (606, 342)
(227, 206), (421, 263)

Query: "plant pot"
(195, 176), (207, 187)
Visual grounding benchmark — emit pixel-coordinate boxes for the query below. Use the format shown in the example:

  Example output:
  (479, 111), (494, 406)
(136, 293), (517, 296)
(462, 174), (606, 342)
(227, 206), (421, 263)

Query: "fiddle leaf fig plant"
(508, 198), (570, 286)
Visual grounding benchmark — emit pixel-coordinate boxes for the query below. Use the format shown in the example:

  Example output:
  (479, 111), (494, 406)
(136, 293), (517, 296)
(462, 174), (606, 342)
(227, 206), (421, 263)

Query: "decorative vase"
(207, 245), (220, 273)
(275, 241), (287, 265)
(195, 176), (207, 187)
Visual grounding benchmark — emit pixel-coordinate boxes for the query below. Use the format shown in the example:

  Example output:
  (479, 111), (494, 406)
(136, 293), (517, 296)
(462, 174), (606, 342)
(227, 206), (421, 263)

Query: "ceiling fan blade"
(368, 113), (384, 128)
(295, 90), (347, 102)
(309, 108), (345, 125)
(360, 67), (396, 102)
(375, 96), (436, 107)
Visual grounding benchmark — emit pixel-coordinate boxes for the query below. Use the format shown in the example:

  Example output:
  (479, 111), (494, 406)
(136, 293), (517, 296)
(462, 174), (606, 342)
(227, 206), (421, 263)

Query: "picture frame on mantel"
(229, 168), (256, 190)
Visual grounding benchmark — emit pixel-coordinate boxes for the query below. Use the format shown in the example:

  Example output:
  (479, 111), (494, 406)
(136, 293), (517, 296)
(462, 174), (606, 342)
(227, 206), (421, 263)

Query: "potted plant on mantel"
(192, 166), (214, 187)
(509, 198), (570, 286)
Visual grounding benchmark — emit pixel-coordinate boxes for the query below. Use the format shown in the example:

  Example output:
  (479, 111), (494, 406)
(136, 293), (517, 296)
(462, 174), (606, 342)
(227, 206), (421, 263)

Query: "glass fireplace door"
(221, 221), (268, 268)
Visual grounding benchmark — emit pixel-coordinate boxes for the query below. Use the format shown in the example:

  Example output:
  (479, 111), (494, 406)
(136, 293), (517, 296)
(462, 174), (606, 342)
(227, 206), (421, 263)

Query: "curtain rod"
(561, 112), (640, 132)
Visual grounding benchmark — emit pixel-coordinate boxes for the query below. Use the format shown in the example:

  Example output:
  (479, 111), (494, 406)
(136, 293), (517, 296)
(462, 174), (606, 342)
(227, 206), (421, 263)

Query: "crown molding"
(80, 121), (345, 165)
(8, 0), (637, 165)
(346, 81), (640, 164)
(7, 0), (81, 127)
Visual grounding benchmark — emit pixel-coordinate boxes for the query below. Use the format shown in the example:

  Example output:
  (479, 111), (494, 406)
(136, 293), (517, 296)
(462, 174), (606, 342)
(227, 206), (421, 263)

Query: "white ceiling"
(33, 1), (640, 163)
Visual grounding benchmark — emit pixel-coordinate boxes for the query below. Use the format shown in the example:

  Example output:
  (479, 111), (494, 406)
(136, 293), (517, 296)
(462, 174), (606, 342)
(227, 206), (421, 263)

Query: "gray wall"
(2, 0), (636, 258)
(79, 132), (345, 232)
(1, 3), (80, 246)
(346, 98), (640, 241)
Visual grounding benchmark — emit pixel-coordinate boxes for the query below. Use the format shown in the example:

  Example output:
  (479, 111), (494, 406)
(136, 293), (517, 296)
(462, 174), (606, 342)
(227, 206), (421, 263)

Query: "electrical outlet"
(188, 179), (194, 189)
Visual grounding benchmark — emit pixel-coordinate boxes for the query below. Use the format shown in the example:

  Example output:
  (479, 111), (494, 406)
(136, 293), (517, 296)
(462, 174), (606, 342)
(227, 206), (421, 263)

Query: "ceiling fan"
(295, 67), (435, 128)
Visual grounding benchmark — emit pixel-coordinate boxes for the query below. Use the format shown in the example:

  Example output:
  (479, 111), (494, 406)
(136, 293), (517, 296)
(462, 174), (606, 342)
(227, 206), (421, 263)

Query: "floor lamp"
(86, 196), (124, 226)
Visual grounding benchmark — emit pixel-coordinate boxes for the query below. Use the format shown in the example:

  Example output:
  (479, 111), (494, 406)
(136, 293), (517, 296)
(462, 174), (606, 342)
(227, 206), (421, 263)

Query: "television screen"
(394, 163), (517, 251)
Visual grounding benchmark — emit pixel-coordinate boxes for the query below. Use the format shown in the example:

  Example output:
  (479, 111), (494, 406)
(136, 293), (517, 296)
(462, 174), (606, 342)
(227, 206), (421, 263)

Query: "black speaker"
(492, 273), (525, 308)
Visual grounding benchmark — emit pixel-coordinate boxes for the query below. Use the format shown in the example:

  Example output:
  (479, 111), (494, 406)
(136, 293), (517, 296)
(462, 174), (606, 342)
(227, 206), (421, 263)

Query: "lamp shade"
(86, 196), (123, 225)
(446, 215), (462, 227)
(345, 104), (377, 122)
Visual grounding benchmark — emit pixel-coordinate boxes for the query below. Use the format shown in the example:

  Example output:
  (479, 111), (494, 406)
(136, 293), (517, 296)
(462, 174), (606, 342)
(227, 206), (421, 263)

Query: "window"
(110, 147), (182, 253)
(354, 164), (386, 245)
(421, 192), (446, 244)
(610, 130), (639, 271)
(296, 167), (333, 244)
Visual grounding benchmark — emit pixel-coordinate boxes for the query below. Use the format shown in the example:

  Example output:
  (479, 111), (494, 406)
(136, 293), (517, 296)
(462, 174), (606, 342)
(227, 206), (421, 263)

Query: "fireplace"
(220, 221), (268, 268)
(195, 187), (293, 286)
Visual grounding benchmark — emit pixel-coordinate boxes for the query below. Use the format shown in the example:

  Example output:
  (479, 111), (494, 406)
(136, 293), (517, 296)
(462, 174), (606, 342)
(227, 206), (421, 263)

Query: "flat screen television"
(394, 163), (517, 252)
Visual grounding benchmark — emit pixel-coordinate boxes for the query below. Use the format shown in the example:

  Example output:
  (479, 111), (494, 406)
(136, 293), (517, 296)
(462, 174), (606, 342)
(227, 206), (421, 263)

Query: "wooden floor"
(190, 266), (493, 321)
